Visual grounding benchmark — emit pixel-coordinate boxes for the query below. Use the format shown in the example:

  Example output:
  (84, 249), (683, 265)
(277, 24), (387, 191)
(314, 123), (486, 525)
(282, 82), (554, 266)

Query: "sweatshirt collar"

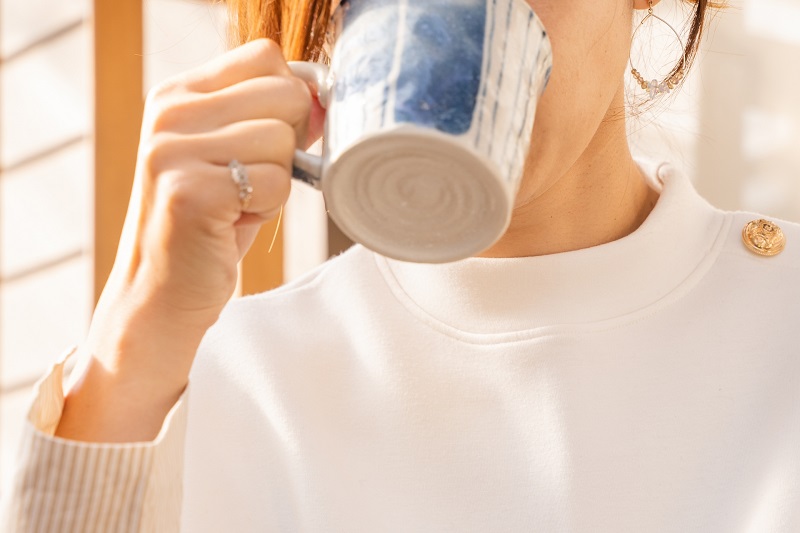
(374, 160), (728, 335)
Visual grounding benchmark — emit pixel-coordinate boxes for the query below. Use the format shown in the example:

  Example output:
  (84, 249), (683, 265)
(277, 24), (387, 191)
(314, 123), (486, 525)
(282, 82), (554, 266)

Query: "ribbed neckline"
(373, 160), (728, 335)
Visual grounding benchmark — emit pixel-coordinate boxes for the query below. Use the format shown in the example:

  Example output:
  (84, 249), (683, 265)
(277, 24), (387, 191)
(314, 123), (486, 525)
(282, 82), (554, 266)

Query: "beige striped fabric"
(0, 347), (189, 532)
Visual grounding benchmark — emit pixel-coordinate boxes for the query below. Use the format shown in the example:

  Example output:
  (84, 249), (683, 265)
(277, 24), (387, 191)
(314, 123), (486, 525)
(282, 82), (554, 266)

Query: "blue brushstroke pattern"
(394, 0), (486, 135)
(333, 1), (399, 105)
(474, 0), (496, 147)
(486, 1), (513, 157)
(499, 11), (534, 167)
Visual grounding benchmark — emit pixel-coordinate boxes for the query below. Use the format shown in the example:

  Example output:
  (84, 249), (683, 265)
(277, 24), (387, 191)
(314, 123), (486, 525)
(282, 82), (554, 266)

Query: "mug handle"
(288, 61), (331, 190)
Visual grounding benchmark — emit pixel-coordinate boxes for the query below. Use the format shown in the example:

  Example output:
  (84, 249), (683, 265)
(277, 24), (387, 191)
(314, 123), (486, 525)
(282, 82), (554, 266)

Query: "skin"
(56, 0), (663, 442)
(481, 0), (662, 258)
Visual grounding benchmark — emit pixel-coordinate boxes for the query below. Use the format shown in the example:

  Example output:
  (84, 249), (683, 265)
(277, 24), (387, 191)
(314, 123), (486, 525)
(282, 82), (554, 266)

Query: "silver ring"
(228, 159), (253, 211)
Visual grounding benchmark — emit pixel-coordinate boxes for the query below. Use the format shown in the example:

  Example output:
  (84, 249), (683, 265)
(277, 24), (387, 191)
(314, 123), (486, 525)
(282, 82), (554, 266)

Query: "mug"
(289, 0), (552, 263)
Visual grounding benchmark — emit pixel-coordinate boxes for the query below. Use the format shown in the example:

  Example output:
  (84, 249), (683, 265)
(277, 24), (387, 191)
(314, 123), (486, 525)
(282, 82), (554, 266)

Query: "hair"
(224, 0), (723, 80)
(671, 0), (726, 87)
(225, 0), (331, 61)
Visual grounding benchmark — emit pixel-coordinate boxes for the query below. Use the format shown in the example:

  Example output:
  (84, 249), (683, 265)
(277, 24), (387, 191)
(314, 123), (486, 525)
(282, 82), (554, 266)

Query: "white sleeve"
(0, 346), (189, 533)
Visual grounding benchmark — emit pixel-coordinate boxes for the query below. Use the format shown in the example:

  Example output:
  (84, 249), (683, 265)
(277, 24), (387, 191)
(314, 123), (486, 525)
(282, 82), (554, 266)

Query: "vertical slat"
(240, 218), (284, 296)
(0, 0), (5, 441)
(92, 0), (144, 305)
(327, 216), (353, 258)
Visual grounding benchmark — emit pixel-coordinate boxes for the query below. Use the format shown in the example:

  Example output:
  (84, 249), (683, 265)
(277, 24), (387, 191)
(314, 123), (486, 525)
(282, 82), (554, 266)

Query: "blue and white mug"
(289, 0), (552, 263)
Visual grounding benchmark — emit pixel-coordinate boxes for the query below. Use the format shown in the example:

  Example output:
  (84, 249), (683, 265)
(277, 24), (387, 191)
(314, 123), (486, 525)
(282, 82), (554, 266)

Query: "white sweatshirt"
(1, 160), (799, 532)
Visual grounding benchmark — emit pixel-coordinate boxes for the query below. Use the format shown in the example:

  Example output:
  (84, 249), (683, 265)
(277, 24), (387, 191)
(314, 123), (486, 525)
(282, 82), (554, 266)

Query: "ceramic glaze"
(289, 0), (553, 263)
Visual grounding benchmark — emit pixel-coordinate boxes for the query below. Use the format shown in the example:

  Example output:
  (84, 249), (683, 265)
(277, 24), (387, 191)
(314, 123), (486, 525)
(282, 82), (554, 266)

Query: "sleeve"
(0, 345), (190, 533)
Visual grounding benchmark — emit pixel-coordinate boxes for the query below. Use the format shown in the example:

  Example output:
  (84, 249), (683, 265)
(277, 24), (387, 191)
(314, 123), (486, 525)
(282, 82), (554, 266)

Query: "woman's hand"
(57, 39), (323, 442)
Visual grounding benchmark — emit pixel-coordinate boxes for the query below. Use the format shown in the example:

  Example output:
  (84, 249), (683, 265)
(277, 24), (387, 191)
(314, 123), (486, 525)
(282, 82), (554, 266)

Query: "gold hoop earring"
(629, 0), (686, 99)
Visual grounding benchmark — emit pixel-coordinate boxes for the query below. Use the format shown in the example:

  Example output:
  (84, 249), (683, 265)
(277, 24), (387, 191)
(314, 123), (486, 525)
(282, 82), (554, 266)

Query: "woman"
(3, 0), (798, 531)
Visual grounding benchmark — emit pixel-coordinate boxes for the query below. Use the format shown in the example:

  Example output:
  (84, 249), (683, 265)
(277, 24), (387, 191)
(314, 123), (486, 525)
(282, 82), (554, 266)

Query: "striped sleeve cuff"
(0, 346), (189, 533)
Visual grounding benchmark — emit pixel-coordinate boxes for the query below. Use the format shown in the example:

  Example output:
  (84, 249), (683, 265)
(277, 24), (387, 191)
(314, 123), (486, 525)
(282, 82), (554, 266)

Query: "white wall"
(630, 0), (800, 223)
(0, 0), (93, 490)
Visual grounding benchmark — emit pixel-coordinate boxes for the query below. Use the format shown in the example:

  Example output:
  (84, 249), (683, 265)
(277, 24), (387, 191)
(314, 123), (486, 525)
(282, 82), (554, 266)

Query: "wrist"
(57, 349), (187, 442)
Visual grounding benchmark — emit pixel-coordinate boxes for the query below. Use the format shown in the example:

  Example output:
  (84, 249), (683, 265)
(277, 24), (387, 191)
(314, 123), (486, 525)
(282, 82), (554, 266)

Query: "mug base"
(323, 126), (512, 264)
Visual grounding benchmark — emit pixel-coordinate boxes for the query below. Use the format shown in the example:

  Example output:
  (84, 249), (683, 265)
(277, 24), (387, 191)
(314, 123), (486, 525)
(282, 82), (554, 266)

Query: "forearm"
(55, 296), (210, 442)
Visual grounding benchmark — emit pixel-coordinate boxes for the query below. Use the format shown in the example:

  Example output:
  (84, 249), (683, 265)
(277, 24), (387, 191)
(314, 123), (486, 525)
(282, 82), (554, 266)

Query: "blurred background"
(0, 0), (799, 490)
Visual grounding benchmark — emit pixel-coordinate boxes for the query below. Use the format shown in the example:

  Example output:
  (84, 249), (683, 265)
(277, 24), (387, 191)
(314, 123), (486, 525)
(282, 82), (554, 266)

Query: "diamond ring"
(228, 159), (253, 211)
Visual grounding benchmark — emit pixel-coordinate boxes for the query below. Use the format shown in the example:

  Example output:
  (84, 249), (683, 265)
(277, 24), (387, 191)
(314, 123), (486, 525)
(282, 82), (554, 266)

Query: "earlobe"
(633, 0), (662, 10)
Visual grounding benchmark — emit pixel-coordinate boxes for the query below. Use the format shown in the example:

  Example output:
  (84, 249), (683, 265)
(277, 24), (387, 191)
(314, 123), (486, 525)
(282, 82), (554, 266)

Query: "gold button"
(742, 219), (786, 257)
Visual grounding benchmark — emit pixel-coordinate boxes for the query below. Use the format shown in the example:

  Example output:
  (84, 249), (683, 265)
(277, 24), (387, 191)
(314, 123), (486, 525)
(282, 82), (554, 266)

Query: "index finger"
(179, 39), (291, 94)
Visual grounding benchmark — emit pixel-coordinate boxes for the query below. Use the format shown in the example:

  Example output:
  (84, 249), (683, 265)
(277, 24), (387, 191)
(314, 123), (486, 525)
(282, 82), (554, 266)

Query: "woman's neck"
(479, 95), (659, 259)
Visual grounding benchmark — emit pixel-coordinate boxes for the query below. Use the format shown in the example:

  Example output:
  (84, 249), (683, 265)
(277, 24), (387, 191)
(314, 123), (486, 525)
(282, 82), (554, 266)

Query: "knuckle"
(142, 132), (183, 175)
(144, 81), (170, 104)
(285, 75), (312, 102)
(148, 97), (197, 133)
(249, 38), (283, 62)
(163, 176), (195, 215)
(159, 171), (208, 223)
(144, 78), (186, 109)
(284, 76), (313, 118)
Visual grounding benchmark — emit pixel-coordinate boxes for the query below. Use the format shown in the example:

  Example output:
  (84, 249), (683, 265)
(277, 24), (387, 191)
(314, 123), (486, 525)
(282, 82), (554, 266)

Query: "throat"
(479, 157), (660, 259)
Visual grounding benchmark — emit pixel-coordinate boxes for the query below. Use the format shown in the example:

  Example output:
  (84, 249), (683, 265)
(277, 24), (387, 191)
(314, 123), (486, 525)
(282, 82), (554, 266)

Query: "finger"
(163, 118), (297, 171)
(179, 39), (291, 94)
(210, 161), (291, 218)
(176, 75), (312, 139)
